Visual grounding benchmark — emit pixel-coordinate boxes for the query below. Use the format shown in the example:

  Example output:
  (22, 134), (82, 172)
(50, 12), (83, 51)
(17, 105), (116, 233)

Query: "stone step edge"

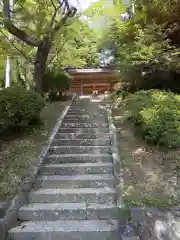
(45, 154), (112, 157)
(30, 188), (116, 194)
(37, 174), (115, 180)
(19, 203), (117, 212)
(18, 203), (118, 221)
(57, 127), (109, 129)
(53, 138), (110, 141)
(8, 219), (118, 233)
(40, 163), (113, 167)
(50, 146), (111, 148)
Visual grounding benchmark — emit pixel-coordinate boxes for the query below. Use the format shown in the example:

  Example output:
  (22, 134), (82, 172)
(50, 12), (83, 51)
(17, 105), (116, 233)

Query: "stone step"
(36, 174), (115, 188)
(55, 133), (110, 140)
(58, 128), (109, 133)
(68, 108), (106, 112)
(63, 115), (108, 120)
(8, 220), (118, 240)
(67, 112), (107, 116)
(70, 103), (106, 106)
(122, 237), (140, 240)
(29, 188), (116, 204)
(61, 123), (109, 128)
(68, 108), (106, 111)
(43, 154), (113, 164)
(66, 113), (108, 118)
(71, 101), (105, 104)
(62, 119), (108, 123)
(18, 203), (118, 221)
(52, 139), (111, 146)
(39, 163), (113, 175)
(49, 146), (111, 155)
(66, 112), (107, 117)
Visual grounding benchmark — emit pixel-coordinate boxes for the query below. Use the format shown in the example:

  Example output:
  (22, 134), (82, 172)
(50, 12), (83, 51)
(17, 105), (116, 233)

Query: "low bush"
(0, 87), (45, 126)
(43, 69), (71, 101)
(122, 90), (180, 148)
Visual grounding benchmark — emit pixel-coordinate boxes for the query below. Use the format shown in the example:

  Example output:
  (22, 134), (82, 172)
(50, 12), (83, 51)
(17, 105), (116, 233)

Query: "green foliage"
(50, 21), (101, 69)
(124, 90), (180, 148)
(43, 69), (71, 101)
(97, 0), (180, 92)
(0, 87), (45, 126)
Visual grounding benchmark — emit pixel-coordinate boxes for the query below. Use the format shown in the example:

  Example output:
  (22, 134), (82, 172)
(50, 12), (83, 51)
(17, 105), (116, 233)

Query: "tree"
(49, 20), (101, 68)
(2, 0), (77, 93)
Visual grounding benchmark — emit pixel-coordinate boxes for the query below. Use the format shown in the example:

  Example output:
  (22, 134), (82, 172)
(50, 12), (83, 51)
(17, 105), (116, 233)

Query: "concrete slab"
(58, 128), (109, 133)
(49, 146), (112, 155)
(52, 139), (111, 146)
(87, 204), (118, 220)
(19, 203), (87, 221)
(36, 174), (115, 189)
(28, 188), (116, 204)
(54, 133), (110, 140)
(19, 203), (118, 221)
(43, 154), (113, 164)
(39, 162), (113, 175)
(8, 220), (119, 240)
(61, 123), (109, 128)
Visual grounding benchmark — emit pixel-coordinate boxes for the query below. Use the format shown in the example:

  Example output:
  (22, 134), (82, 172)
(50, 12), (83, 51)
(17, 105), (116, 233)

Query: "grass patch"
(112, 91), (180, 208)
(0, 101), (70, 201)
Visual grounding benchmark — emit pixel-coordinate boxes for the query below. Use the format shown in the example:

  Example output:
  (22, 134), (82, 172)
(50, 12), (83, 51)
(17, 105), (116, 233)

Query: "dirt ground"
(112, 102), (180, 208)
(0, 101), (70, 201)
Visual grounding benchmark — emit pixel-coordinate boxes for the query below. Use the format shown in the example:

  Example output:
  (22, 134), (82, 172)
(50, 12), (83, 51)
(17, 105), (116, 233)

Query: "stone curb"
(0, 95), (75, 240)
(104, 95), (123, 208)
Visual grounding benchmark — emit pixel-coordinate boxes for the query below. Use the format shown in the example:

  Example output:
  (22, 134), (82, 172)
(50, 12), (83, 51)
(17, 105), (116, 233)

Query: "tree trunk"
(34, 37), (51, 94)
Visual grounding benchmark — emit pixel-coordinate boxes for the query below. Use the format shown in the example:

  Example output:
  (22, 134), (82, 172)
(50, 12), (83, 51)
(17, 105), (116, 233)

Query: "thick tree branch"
(3, 0), (40, 47)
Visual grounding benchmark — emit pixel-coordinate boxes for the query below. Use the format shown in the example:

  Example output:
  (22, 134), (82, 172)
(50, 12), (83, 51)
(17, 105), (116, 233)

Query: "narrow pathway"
(8, 96), (119, 240)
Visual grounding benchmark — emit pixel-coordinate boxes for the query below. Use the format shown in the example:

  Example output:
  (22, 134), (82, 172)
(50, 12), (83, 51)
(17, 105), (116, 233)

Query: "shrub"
(43, 69), (71, 101)
(123, 90), (180, 148)
(0, 87), (45, 126)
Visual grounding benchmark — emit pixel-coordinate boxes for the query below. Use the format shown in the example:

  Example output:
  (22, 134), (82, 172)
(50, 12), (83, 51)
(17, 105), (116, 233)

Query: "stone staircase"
(8, 96), (119, 240)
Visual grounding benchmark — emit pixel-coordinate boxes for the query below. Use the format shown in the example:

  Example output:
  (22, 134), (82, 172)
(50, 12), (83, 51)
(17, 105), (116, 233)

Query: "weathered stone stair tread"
(36, 174), (115, 188)
(65, 114), (108, 118)
(55, 133), (110, 139)
(8, 220), (118, 240)
(67, 110), (107, 113)
(66, 113), (107, 116)
(38, 174), (114, 180)
(9, 219), (118, 232)
(52, 139), (110, 146)
(58, 128), (109, 133)
(39, 163), (113, 175)
(63, 115), (108, 119)
(49, 146), (111, 154)
(43, 154), (113, 164)
(29, 188), (116, 195)
(61, 123), (109, 128)
(18, 203), (118, 221)
(29, 188), (116, 204)
(62, 118), (108, 123)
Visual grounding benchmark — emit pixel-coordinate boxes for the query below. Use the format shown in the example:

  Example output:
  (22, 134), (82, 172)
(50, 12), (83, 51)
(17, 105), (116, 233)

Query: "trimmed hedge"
(43, 69), (71, 101)
(0, 87), (45, 126)
(121, 90), (180, 148)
